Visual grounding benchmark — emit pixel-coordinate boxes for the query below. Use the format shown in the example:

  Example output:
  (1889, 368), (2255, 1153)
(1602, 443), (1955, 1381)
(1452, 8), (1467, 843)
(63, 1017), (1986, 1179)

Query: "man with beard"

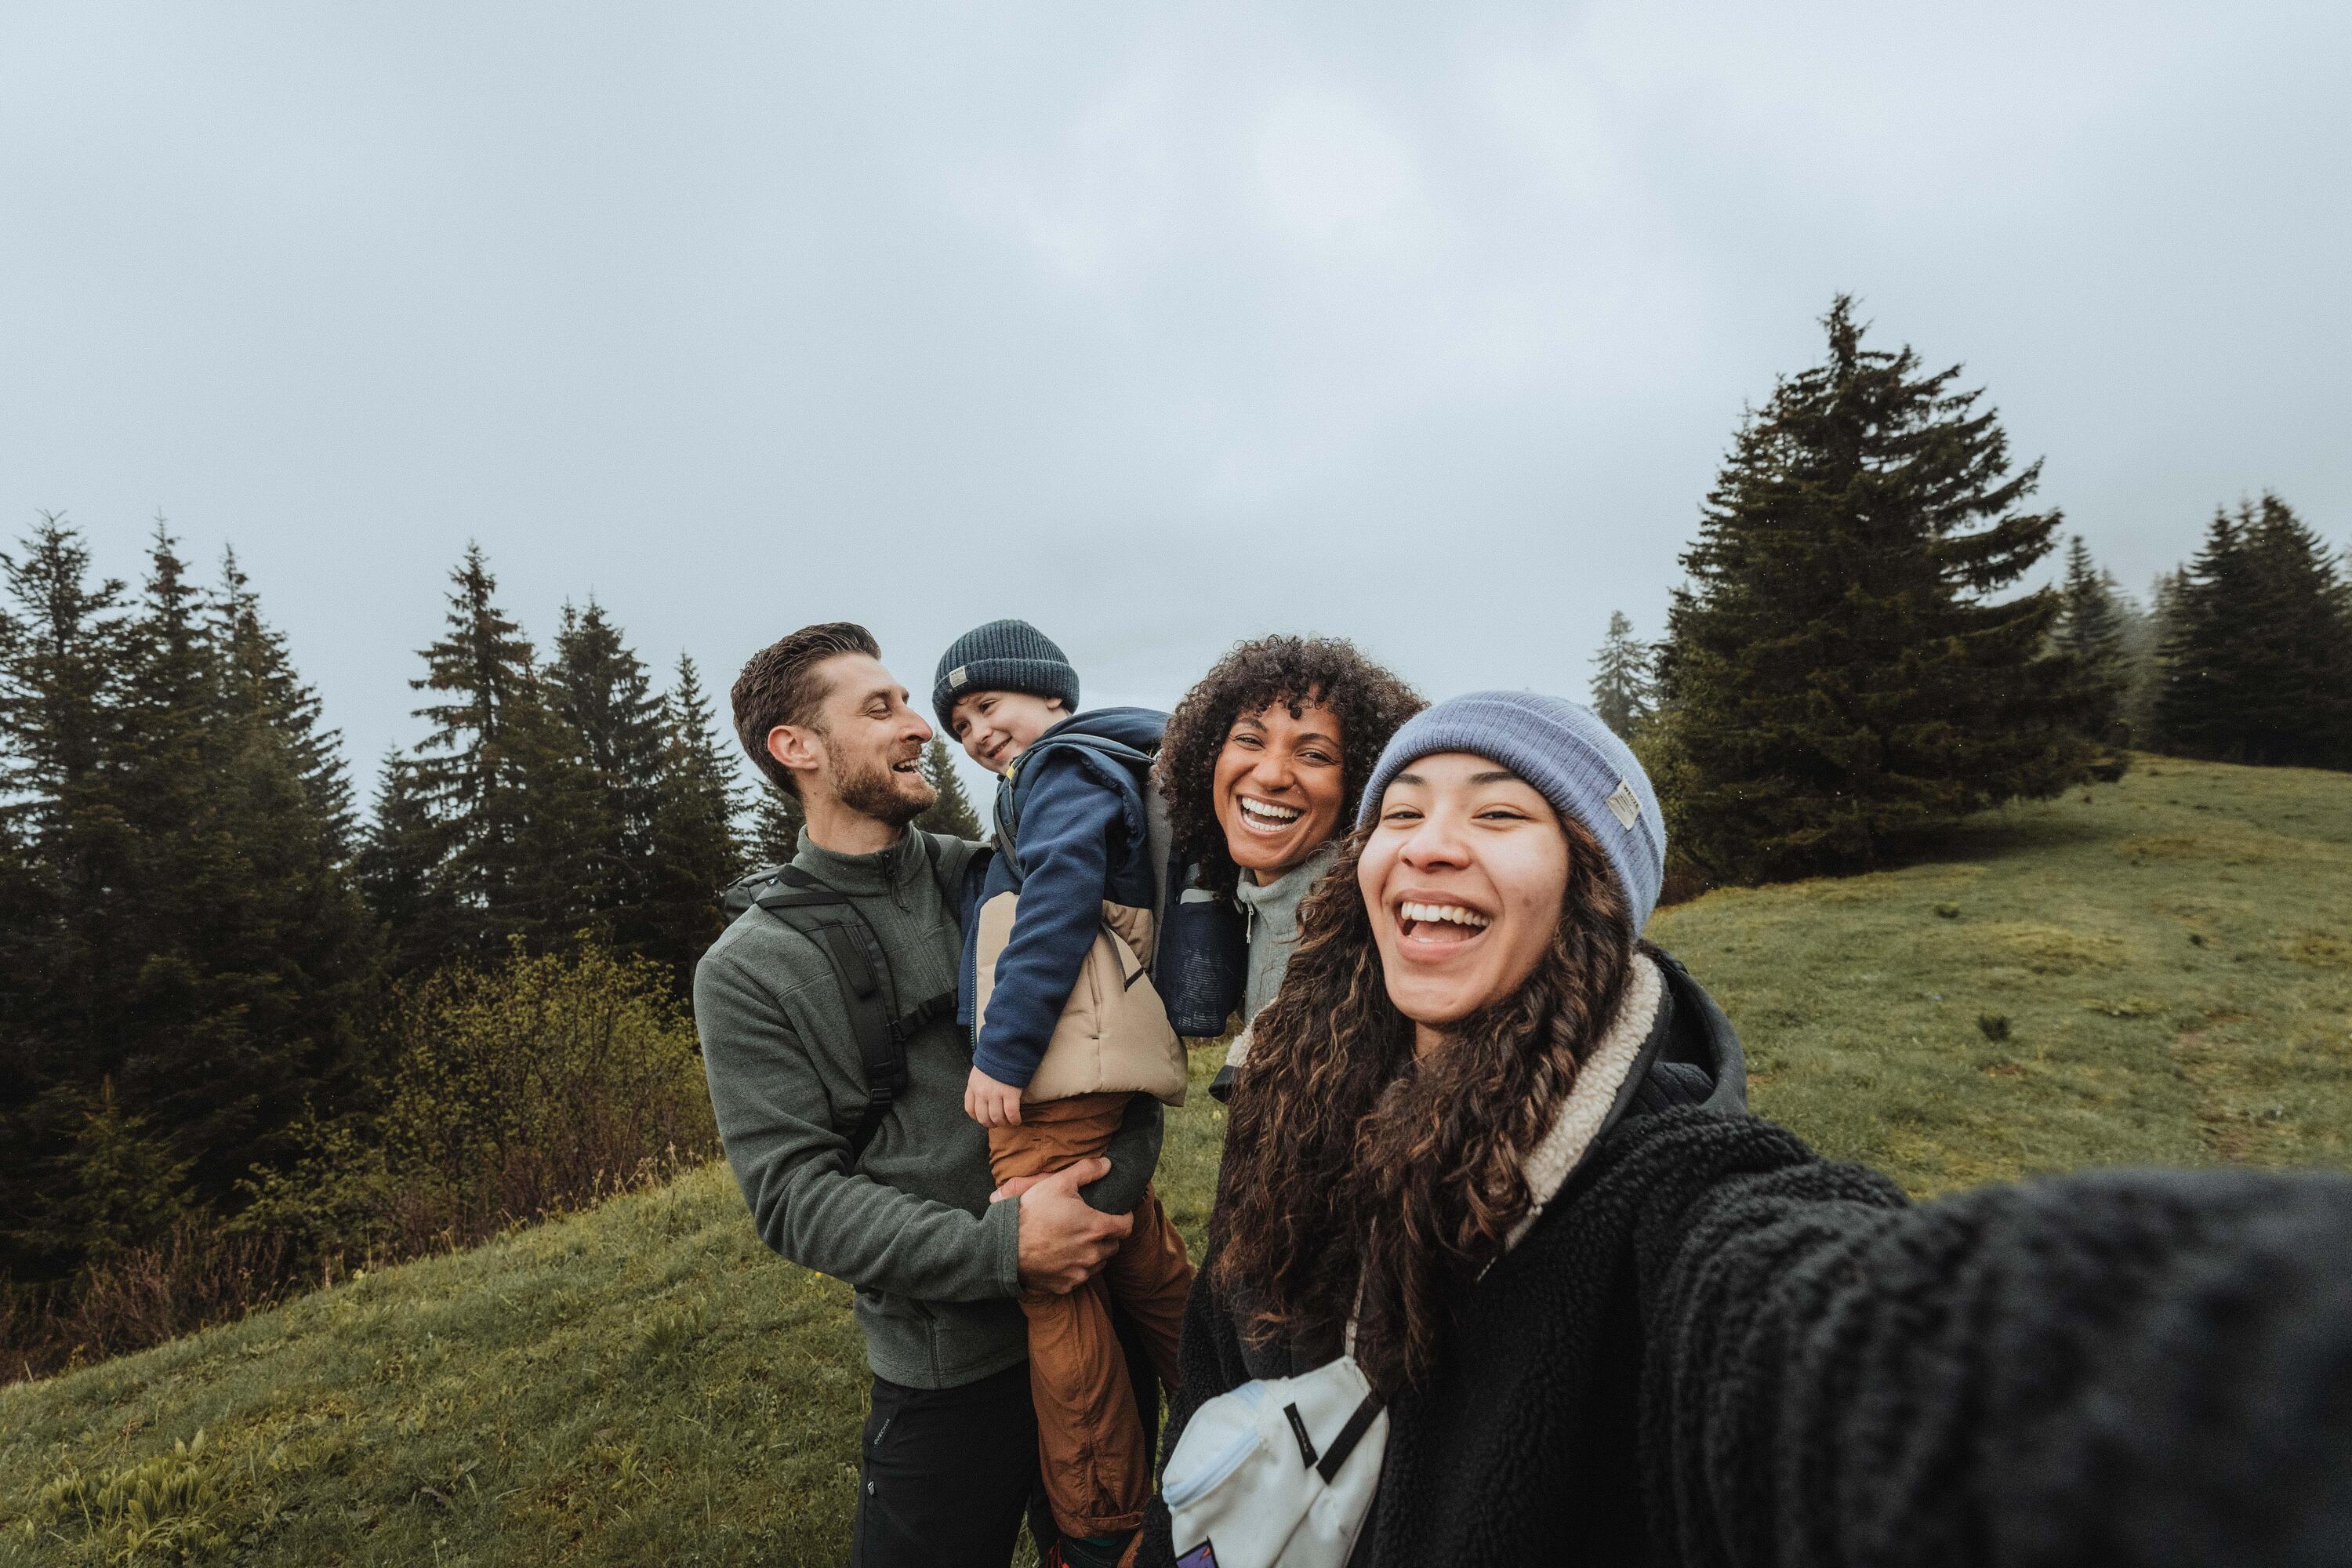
(699, 622), (1160, 1567)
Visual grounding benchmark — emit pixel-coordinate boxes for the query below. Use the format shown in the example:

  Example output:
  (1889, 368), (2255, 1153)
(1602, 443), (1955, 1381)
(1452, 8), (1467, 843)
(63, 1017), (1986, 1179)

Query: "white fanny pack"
(1161, 1343), (1388, 1568)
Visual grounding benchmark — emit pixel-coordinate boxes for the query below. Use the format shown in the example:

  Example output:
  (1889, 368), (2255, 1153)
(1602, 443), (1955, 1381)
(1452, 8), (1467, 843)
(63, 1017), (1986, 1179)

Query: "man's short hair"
(731, 622), (882, 797)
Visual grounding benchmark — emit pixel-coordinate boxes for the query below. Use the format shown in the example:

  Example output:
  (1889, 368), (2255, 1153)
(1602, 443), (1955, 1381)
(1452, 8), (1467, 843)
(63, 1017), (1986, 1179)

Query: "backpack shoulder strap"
(750, 868), (930, 1163)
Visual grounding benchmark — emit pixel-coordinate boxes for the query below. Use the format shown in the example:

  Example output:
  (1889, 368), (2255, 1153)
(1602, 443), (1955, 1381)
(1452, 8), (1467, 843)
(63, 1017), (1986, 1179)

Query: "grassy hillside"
(7, 755), (2350, 1566)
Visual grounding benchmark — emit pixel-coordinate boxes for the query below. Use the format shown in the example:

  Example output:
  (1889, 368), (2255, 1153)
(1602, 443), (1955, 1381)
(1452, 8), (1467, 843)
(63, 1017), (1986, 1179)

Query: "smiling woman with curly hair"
(1153, 635), (1423, 1098)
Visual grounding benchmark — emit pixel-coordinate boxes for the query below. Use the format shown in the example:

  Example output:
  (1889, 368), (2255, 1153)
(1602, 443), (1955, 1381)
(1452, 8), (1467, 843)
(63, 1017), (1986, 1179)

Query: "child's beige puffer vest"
(972, 892), (1188, 1107)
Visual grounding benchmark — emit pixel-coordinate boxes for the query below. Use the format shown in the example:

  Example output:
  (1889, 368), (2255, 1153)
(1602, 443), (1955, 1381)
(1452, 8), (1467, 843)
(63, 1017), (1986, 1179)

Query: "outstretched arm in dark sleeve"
(1639, 1121), (2352, 1568)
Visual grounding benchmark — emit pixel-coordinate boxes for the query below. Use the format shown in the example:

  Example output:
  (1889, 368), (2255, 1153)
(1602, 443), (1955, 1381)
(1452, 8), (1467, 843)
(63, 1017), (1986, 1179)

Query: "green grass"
(7, 754), (2350, 1564)
(1651, 756), (2352, 1192)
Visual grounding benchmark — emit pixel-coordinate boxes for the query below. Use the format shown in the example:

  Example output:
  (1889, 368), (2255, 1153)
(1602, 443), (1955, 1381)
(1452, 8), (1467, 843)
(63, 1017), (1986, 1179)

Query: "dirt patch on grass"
(2115, 829), (2312, 867)
(2286, 935), (2352, 967)
(1979, 923), (2127, 975)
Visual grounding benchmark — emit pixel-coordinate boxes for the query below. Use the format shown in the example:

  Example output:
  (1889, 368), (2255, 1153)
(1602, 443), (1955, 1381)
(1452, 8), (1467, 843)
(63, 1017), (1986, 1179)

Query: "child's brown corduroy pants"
(988, 1091), (1192, 1541)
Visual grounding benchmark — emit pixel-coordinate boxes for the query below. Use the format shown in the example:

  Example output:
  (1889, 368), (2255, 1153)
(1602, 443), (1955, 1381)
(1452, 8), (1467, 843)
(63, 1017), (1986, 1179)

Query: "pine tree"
(2157, 495), (2352, 768)
(212, 548), (355, 860)
(543, 600), (670, 953)
(2122, 570), (2182, 747)
(2052, 536), (2130, 742)
(914, 738), (985, 840)
(1653, 298), (2085, 880)
(109, 523), (251, 1183)
(357, 750), (452, 973)
(12, 1079), (194, 1264)
(1588, 611), (1657, 739)
(643, 654), (747, 994)
(192, 548), (383, 1149)
(0, 518), (136, 1274)
(751, 783), (806, 866)
(380, 543), (595, 965)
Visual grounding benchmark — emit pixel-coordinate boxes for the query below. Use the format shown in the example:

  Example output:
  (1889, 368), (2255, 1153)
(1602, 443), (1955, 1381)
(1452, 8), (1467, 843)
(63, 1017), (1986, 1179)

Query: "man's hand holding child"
(964, 1065), (1025, 1127)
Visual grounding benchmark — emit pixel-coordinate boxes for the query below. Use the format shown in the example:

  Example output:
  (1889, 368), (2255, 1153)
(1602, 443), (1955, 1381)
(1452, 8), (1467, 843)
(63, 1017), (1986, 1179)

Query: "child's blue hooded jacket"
(957, 707), (1199, 1089)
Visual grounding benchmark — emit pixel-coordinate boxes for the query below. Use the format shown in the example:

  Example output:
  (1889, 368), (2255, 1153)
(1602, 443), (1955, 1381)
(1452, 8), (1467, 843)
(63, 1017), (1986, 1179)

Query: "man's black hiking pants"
(850, 1315), (1162, 1566)
(851, 1362), (1037, 1567)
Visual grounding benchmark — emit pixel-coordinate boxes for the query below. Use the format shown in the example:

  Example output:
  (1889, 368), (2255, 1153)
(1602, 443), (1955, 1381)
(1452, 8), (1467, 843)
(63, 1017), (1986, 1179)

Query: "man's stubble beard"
(832, 750), (935, 829)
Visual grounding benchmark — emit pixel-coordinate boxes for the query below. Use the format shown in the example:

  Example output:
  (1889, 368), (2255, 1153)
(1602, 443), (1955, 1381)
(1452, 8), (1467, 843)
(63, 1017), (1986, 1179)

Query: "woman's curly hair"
(1154, 635), (1424, 893)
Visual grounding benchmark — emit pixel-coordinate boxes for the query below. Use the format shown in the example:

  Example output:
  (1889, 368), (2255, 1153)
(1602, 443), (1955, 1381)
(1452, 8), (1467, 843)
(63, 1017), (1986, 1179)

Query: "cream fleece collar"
(1502, 951), (1664, 1251)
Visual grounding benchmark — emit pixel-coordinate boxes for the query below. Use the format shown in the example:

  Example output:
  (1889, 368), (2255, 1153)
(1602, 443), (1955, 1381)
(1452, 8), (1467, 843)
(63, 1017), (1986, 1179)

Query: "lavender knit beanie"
(1356, 691), (1668, 932)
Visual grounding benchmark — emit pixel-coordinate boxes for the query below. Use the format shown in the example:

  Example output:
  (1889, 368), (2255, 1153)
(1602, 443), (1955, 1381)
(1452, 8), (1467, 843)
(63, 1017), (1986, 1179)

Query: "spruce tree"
(914, 737), (985, 840)
(389, 543), (591, 964)
(357, 752), (454, 974)
(110, 523), (250, 1185)
(1588, 611), (1657, 739)
(212, 548), (355, 860)
(2122, 570), (2182, 748)
(0, 518), (134, 1275)
(644, 654), (747, 994)
(1654, 297), (2085, 880)
(2052, 536), (2130, 742)
(2157, 495), (2352, 768)
(544, 600), (669, 953)
(751, 783), (806, 866)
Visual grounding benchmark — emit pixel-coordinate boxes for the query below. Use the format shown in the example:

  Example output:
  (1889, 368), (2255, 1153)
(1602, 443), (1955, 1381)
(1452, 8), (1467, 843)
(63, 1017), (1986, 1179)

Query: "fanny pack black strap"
(1316, 1391), (1386, 1485)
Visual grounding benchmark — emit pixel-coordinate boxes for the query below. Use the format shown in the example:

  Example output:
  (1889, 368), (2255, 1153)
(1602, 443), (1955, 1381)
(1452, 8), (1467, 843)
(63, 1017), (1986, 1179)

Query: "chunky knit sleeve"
(1629, 1113), (2352, 1568)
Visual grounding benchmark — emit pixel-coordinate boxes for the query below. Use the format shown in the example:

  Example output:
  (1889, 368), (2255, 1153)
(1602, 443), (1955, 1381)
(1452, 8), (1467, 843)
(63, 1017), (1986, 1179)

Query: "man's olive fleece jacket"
(696, 826), (1160, 1389)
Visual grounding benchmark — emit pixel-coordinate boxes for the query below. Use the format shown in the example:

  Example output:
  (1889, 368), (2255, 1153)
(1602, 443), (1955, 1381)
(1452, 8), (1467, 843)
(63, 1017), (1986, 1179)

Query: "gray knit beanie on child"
(1356, 690), (1668, 933)
(931, 619), (1081, 730)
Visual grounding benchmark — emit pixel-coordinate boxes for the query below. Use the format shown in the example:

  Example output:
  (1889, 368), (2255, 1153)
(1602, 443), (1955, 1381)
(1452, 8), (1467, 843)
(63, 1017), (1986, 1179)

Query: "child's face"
(947, 690), (1065, 775)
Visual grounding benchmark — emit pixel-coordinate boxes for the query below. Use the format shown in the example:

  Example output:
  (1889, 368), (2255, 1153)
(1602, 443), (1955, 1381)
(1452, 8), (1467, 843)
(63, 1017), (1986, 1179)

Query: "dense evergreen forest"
(0, 526), (979, 1377)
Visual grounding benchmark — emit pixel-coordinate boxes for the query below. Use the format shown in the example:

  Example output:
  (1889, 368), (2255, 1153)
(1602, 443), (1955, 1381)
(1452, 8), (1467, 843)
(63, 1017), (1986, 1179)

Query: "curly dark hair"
(1210, 812), (1635, 1394)
(1154, 635), (1423, 893)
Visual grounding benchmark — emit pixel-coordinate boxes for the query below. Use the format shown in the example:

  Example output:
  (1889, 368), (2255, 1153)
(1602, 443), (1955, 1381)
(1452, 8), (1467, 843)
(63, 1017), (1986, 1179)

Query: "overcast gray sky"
(4, 3), (2347, 802)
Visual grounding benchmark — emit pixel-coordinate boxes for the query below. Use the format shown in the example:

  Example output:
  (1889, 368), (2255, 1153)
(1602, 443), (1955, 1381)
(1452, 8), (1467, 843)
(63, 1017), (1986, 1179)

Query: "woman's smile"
(1392, 895), (1493, 951)
(1234, 794), (1303, 834)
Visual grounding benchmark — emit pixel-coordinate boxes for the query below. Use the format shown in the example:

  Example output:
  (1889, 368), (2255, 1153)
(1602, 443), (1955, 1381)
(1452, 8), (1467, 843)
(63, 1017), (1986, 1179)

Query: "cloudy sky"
(3, 3), (2346, 799)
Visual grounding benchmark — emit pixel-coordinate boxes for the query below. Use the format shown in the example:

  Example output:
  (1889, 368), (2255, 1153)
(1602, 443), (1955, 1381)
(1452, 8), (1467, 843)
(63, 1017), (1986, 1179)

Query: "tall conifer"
(545, 600), (668, 949)
(644, 655), (747, 993)
(751, 784), (806, 866)
(0, 518), (131, 1273)
(914, 738), (985, 840)
(2157, 495), (2352, 768)
(1588, 611), (1657, 739)
(391, 544), (554, 961)
(2053, 536), (2130, 742)
(212, 548), (355, 859)
(1654, 298), (2085, 880)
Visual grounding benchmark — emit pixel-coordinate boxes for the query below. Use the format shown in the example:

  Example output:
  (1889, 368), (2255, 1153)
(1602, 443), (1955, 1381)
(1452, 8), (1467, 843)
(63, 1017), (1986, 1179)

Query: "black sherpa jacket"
(1145, 961), (2352, 1566)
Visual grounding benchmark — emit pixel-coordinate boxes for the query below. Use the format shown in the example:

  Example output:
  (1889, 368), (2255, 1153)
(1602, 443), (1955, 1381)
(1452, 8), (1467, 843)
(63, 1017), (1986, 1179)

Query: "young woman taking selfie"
(1145, 691), (2352, 1568)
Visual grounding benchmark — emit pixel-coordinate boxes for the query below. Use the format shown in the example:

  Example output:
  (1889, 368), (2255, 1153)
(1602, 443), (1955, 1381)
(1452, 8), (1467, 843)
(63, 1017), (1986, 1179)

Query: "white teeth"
(1239, 797), (1300, 823)
(1399, 901), (1489, 929)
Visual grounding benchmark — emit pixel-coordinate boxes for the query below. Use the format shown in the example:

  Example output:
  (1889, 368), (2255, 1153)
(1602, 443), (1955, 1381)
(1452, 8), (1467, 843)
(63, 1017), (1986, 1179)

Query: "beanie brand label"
(1605, 781), (1641, 829)
(949, 665), (968, 689)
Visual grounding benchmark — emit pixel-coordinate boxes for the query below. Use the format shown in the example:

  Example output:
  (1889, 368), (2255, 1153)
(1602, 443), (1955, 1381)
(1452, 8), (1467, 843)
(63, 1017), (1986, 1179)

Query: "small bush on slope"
(5, 943), (717, 1384)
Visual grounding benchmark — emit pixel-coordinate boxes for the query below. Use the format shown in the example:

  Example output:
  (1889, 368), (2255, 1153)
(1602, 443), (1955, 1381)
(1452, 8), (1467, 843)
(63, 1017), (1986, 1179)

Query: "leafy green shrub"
(247, 941), (718, 1259)
(9, 942), (717, 1385)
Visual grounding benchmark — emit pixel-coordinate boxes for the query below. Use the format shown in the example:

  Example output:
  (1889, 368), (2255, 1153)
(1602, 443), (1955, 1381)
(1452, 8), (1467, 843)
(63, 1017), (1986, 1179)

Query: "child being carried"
(937, 619), (1196, 1568)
